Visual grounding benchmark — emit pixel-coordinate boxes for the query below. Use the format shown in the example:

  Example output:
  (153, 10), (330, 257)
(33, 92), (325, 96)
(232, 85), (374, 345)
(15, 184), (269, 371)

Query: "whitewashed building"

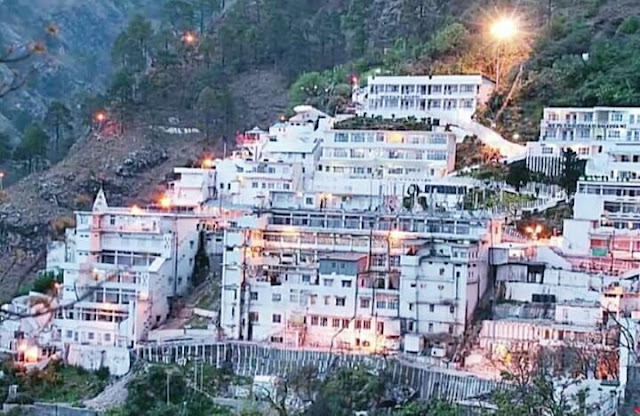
(41, 190), (202, 374)
(314, 120), (457, 208)
(353, 75), (495, 124)
(526, 107), (640, 176)
(219, 208), (501, 352)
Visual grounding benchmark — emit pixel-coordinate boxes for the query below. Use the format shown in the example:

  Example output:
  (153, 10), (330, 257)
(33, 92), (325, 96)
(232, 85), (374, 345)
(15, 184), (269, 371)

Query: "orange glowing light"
(95, 112), (106, 122)
(201, 158), (215, 169)
(183, 32), (197, 44)
(389, 230), (404, 241)
(131, 205), (142, 215)
(25, 346), (39, 363)
(352, 76), (359, 85)
(17, 342), (27, 353)
(159, 195), (171, 210)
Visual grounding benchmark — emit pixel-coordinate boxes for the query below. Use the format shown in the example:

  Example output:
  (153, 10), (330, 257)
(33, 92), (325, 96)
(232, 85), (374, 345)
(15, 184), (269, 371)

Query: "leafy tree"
(393, 400), (460, 415)
(559, 149), (585, 195)
(123, 365), (232, 416)
(307, 366), (387, 416)
(43, 101), (73, 159)
(506, 160), (531, 191)
(196, 84), (233, 137)
(0, 132), (12, 161)
(13, 124), (49, 172)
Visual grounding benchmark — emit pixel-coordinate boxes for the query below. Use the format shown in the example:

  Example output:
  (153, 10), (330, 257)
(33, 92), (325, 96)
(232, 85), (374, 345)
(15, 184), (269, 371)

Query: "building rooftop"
(263, 137), (319, 154)
(319, 253), (368, 262)
(333, 116), (434, 131)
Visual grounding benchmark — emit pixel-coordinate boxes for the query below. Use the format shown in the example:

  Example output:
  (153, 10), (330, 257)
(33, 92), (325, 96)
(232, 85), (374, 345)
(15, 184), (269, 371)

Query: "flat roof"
(319, 252), (368, 262)
(263, 138), (319, 154)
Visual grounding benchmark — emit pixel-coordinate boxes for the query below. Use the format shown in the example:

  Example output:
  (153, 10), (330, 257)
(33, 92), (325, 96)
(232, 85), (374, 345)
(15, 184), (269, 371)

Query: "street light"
(490, 16), (519, 89)
(490, 17), (518, 41)
(0, 171), (4, 190)
(183, 31), (197, 45)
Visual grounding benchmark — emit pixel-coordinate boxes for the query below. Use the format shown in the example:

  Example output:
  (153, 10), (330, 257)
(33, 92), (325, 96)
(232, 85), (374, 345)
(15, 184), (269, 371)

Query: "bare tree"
(0, 24), (58, 97)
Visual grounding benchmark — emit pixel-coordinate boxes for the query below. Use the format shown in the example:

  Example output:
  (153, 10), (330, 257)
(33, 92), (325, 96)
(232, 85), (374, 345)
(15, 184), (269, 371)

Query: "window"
(302, 274), (311, 283)
(429, 304), (435, 312)
(428, 323), (434, 333)
(272, 294), (281, 302)
(272, 314), (282, 323)
(377, 322), (384, 335)
(342, 319), (350, 328)
(612, 112), (624, 122)
(360, 298), (371, 308)
(320, 317), (328, 327)
(351, 133), (365, 143)
(252, 182), (258, 189)
(271, 336), (283, 343)
(449, 325), (454, 334)
(249, 312), (259, 322)
(324, 296), (331, 305)
(88, 332), (95, 340)
(335, 133), (348, 142)
(336, 297), (346, 306)
(66, 330), (73, 339)
(376, 300), (386, 309)
(324, 279), (334, 287)
(362, 320), (371, 330)
(542, 146), (554, 155)
(341, 280), (352, 288)
(311, 316), (319, 325)
(609, 130), (621, 139)
(250, 292), (258, 301)
(104, 333), (111, 342)
(109, 216), (116, 226)
(449, 306), (455, 314)
(332, 318), (340, 328)
(305, 197), (313, 205)
(388, 300), (398, 309)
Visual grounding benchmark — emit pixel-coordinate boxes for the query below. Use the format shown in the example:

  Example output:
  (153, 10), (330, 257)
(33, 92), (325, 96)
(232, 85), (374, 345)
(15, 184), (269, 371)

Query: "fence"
(135, 342), (505, 403)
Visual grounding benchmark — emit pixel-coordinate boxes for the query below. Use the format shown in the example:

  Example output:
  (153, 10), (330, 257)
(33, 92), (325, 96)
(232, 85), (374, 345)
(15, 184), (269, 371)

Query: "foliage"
(505, 160), (531, 191)
(560, 149), (586, 195)
(0, 131), (12, 161)
(12, 124), (50, 172)
(334, 116), (432, 131)
(392, 400), (460, 415)
(5, 360), (108, 404)
(43, 101), (73, 160)
(18, 270), (63, 296)
(120, 365), (233, 416)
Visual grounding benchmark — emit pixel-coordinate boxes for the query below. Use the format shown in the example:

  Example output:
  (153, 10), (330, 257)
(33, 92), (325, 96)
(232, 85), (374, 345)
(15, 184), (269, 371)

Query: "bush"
(618, 16), (640, 34)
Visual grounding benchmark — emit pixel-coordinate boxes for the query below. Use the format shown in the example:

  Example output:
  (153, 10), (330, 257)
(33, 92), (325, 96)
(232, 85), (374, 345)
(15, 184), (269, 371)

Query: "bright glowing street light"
(490, 17), (518, 41)
(183, 31), (197, 45)
(94, 111), (106, 123)
(490, 16), (519, 89)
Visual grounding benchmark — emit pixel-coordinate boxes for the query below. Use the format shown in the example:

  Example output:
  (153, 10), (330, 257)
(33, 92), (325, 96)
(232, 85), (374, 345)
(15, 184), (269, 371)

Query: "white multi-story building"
(43, 190), (202, 373)
(353, 75), (495, 124)
(314, 122), (457, 204)
(220, 208), (500, 352)
(527, 107), (640, 176)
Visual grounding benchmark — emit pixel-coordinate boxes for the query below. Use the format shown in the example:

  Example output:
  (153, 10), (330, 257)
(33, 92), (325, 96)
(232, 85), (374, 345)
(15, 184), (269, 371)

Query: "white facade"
(354, 75), (495, 123)
(527, 106), (640, 176)
(35, 190), (202, 373)
(220, 208), (500, 352)
(315, 127), (457, 201)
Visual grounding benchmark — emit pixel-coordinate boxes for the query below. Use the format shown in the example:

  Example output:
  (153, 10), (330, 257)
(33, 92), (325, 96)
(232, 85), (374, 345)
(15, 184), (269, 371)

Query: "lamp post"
(490, 16), (519, 89)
